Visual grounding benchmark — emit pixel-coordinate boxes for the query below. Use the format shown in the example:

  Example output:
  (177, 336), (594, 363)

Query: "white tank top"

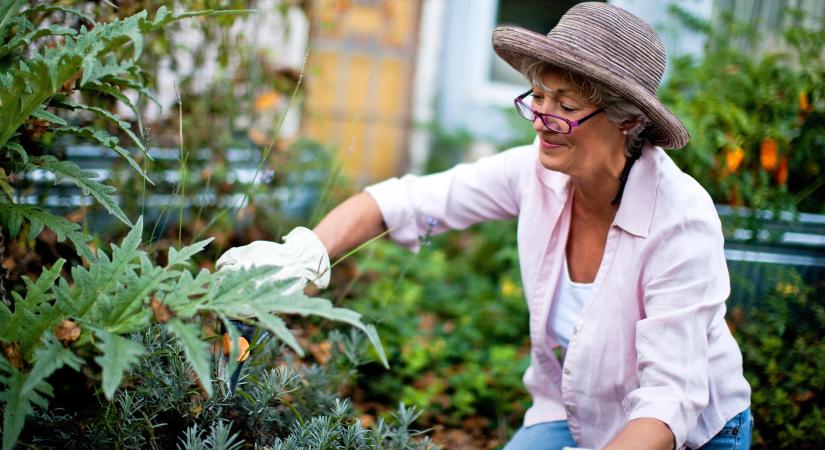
(546, 255), (593, 348)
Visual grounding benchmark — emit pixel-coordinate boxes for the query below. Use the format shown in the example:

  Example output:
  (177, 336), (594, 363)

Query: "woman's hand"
(216, 227), (330, 294)
(602, 418), (675, 450)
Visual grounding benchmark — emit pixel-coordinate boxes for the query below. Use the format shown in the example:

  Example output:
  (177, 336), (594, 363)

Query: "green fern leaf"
(0, 0), (26, 46)
(0, 204), (93, 260)
(51, 125), (151, 183)
(2, 140), (27, 165)
(93, 328), (146, 400)
(167, 237), (214, 268)
(22, 335), (82, 395)
(0, 343), (63, 450)
(249, 309), (304, 356)
(160, 269), (211, 316)
(256, 293), (388, 368)
(0, 260), (66, 350)
(31, 155), (131, 226)
(30, 106), (66, 125)
(56, 101), (146, 154)
(167, 319), (213, 396)
(24, 4), (96, 27)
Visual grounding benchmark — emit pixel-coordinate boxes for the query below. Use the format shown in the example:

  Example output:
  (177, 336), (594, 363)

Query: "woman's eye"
(561, 104), (578, 112)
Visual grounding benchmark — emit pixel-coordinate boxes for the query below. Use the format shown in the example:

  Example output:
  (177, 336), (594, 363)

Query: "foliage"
(21, 326), (431, 449)
(660, 7), (825, 215)
(345, 221), (530, 438)
(0, 4), (394, 449)
(0, 217), (386, 449)
(727, 268), (825, 449)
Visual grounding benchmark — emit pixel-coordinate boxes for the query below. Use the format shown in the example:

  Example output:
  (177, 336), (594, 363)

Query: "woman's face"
(530, 69), (626, 178)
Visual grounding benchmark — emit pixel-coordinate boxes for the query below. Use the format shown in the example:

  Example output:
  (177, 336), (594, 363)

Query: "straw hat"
(492, 2), (689, 149)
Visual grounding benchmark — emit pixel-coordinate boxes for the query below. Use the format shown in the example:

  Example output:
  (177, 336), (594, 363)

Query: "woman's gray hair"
(520, 60), (650, 156)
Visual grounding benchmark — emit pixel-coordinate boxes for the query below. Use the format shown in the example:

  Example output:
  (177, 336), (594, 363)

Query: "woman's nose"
(533, 115), (549, 132)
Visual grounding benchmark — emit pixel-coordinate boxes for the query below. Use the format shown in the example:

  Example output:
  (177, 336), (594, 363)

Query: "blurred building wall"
(302, 0), (422, 185)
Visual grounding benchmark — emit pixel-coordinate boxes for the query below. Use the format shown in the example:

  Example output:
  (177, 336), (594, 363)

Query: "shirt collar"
(613, 143), (661, 238)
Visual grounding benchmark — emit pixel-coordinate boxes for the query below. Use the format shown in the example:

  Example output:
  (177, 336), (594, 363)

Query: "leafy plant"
(727, 269), (825, 449)
(344, 220), (530, 441)
(0, 217), (386, 449)
(661, 6), (825, 215)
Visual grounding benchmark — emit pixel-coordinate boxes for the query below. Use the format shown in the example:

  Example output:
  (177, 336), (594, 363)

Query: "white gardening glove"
(215, 227), (331, 294)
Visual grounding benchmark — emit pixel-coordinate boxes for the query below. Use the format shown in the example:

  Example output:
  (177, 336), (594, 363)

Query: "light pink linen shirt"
(364, 140), (751, 449)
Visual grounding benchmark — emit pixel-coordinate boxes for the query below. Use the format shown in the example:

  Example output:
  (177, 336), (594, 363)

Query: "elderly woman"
(217, 3), (752, 449)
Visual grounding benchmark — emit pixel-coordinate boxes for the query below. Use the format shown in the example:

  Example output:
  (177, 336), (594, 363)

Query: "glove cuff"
(283, 227), (331, 289)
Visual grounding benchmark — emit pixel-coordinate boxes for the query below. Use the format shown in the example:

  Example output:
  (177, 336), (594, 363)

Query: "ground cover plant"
(0, 3), (439, 449)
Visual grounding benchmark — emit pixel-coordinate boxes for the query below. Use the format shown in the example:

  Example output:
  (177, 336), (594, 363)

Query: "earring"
(622, 130), (629, 135)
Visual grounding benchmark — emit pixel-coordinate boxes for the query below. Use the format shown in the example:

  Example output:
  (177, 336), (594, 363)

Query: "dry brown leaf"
(54, 319), (81, 344)
(150, 297), (175, 323)
(309, 340), (332, 364)
(1, 341), (25, 369)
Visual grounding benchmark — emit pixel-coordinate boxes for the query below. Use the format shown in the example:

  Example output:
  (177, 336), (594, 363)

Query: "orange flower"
(775, 156), (789, 185)
(760, 138), (778, 171)
(799, 91), (814, 114)
(254, 91), (280, 111)
(724, 146), (745, 174)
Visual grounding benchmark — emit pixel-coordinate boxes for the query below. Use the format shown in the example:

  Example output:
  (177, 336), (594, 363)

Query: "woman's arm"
(602, 418), (674, 450)
(313, 192), (386, 260)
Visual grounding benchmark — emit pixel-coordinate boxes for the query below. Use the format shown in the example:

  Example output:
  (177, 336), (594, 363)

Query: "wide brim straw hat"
(492, 2), (689, 149)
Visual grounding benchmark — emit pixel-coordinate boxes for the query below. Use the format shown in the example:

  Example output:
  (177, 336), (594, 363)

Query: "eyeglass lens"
(515, 97), (570, 133)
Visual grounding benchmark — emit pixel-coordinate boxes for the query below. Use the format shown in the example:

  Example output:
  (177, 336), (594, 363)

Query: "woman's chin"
(538, 150), (568, 172)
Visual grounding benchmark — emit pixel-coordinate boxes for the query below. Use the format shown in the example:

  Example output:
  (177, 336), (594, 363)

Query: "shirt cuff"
(364, 177), (422, 253)
(624, 394), (690, 449)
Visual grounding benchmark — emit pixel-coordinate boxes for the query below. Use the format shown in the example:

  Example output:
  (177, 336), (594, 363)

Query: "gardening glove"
(215, 227), (330, 294)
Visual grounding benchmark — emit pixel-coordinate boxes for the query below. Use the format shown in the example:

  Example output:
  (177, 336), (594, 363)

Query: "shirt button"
(564, 367), (571, 375)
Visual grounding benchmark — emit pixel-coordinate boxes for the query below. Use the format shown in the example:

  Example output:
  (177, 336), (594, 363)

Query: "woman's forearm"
(312, 192), (386, 260)
(602, 418), (674, 450)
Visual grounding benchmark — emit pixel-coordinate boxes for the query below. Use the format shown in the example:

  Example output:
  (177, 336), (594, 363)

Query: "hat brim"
(493, 26), (689, 149)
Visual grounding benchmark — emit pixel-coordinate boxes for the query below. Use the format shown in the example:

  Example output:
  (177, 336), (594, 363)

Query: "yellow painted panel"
(343, 54), (373, 117)
(370, 122), (402, 179)
(303, 114), (335, 145)
(306, 51), (339, 110)
(337, 118), (367, 176)
(376, 58), (404, 116)
(385, 0), (417, 47)
(343, 4), (384, 36)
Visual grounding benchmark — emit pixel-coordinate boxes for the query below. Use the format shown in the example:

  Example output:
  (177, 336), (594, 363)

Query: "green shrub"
(661, 7), (825, 215)
(345, 221), (530, 433)
(0, 4), (406, 449)
(728, 268), (825, 449)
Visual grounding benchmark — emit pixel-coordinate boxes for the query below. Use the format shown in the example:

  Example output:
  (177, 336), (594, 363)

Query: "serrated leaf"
(0, 0), (26, 44)
(259, 293), (388, 368)
(0, 168), (13, 200)
(51, 125), (151, 183)
(167, 319), (212, 396)
(24, 4), (96, 26)
(31, 155), (131, 226)
(57, 101), (146, 154)
(2, 140), (27, 165)
(21, 334), (82, 395)
(30, 106), (66, 125)
(167, 237), (214, 267)
(0, 204), (93, 260)
(93, 328), (146, 399)
(251, 310), (303, 356)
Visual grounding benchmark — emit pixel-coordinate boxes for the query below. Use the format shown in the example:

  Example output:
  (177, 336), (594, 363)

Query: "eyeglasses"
(514, 89), (604, 134)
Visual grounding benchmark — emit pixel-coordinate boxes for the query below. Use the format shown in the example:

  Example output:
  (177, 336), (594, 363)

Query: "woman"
(217, 3), (752, 449)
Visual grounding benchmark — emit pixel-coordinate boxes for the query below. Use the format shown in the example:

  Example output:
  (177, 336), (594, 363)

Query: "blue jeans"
(503, 409), (752, 450)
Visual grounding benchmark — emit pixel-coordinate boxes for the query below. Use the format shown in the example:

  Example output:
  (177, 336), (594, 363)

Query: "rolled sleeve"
(624, 212), (730, 449)
(364, 145), (533, 252)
